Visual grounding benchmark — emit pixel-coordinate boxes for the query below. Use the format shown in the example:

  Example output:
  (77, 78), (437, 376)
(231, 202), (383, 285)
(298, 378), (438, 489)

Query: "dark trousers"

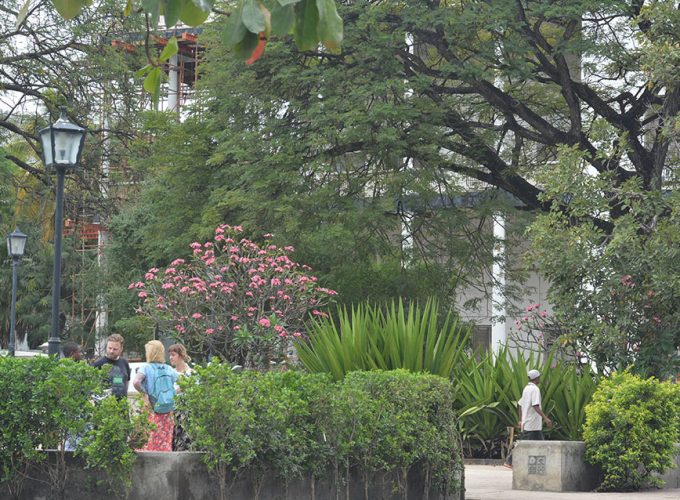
(506, 430), (544, 465)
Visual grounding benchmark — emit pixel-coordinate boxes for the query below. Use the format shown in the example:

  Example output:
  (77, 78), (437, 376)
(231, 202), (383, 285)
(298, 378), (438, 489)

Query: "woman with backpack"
(133, 340), (179, 451)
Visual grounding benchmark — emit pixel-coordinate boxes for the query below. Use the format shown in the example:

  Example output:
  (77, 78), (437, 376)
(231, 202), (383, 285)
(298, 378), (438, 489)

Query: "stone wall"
(4, 451), (464, 500)
(512, 441), (680, 492)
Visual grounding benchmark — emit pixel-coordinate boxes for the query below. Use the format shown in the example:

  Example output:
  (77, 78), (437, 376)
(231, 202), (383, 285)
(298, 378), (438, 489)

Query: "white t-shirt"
(519, 382), (542, 431)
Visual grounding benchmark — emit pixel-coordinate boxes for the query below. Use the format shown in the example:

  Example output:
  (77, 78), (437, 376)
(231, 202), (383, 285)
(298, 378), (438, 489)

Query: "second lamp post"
(39, 107), (86, 357)
(6, 229), (27, 357)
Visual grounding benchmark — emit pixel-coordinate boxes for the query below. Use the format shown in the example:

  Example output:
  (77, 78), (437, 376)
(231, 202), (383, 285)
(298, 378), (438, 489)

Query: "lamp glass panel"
(53, 130), (81, 164)
(7, 233), (27, 257)
(40, 128), (54, 166)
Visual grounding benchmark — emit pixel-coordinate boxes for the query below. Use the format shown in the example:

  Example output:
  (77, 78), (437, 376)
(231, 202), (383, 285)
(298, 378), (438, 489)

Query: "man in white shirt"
(504, 369), (553, 468)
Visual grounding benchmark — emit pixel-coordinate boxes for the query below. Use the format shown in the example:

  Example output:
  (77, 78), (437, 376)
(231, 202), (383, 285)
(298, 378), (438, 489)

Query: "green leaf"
(163, 0), (181, 27)
(159, 36), (179, 62)
(271, 4), (294, 37)
(277, 0), (301, 5)
(315, 0), (342, 49)
(179, 0), (211, 26)
(242, 0), (265, 34)
(293, 0), (319, 52)
(51, 0), (86, 19)
(135, 64), (153, 78)
(123, 0), (133, 16)
(143, 67), (162, 104)
(16, 0), (30, 27)
(222, 7), (248, 49)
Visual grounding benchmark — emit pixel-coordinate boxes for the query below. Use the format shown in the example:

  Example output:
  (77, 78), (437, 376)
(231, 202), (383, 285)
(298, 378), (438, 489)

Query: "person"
(168, 343), (193, 451)
(504, 369), (553, 468)
(91, 334), (131, 399)
(62, 341), (83, 361)
(63, 341), (85, 451)
(134, 340), (179, 452)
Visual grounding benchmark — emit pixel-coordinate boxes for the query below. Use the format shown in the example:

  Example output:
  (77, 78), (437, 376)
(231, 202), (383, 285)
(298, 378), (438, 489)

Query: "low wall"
(5, 451), (464, 500)
(512, 441), (680, 492)
(512, 441), (599, 492)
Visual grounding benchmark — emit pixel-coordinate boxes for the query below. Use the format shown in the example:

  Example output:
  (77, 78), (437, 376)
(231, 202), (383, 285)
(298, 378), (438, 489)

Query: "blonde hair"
(168, 343), (191, 363)
(144, 340), (166, 363)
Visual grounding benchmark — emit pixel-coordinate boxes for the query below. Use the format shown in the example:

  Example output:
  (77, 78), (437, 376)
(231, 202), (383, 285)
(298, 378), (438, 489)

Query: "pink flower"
(620, 274), (634, 287)
(206, 328), (215, 334)
(162, 283), (175, 289)
(293, 332), (302, 338)
(215, 227), (225, 234)
(258, 318), (271, 328)
(170, 258), (185, 267)
(165, 267), (176, 275)
(190, 242), (202, 249)
(192, 313), (202, 319)
(138, 291), (148, 298)
(539, 310), (548, 318)
(231, 315), (239, 321)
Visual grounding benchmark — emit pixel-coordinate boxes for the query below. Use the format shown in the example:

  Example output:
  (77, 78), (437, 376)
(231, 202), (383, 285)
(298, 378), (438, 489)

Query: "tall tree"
(106, 0), (680, 376)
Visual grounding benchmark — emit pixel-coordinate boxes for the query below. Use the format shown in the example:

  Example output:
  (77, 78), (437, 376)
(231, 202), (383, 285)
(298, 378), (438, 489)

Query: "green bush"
(179, 365), (462, 499)
(0, 357), (145, 498)
(296, 298), (470, 380)
(583, 372), (680, 491)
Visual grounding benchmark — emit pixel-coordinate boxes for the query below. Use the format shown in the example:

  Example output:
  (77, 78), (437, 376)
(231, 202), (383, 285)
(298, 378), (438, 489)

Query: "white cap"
(527, 369), (541, 380)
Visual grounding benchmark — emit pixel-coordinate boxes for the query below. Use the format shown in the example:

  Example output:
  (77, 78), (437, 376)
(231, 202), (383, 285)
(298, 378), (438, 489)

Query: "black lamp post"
(39, 107), (86, 357)
(6, 228), (27, 357)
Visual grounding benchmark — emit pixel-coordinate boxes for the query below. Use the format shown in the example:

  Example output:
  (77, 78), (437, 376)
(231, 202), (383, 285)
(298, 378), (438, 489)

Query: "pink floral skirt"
(140, 411), (174, 452)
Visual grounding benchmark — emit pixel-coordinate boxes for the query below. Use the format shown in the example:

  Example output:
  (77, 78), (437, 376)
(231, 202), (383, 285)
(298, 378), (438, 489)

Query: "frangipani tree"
(132, 224), (336, 366)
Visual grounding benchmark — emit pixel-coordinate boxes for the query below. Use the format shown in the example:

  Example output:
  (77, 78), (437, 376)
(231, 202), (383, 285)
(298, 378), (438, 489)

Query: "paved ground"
(464, 465), (680, 500)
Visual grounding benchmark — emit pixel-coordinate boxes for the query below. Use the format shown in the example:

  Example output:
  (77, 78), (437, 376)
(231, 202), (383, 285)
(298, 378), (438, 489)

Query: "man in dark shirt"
(91, 334), (131, 398)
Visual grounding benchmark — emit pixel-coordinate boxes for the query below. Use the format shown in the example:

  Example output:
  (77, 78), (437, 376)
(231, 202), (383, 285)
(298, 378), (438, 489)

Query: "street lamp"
(6, 229), (27, 357)
(39, 107), (86, 356)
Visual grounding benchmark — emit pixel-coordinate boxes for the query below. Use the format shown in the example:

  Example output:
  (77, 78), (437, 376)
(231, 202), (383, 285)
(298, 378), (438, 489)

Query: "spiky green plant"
(295, 298), (470, 380)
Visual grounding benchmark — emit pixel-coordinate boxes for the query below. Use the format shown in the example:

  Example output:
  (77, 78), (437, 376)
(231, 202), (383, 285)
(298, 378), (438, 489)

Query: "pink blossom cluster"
(132, 224), (336, 366)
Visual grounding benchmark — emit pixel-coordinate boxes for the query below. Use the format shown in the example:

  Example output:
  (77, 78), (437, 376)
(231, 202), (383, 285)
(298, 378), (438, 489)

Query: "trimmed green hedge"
(178, 366), (462, 499)
(583, 372), (680, 491)
(0, 356), (146, 498)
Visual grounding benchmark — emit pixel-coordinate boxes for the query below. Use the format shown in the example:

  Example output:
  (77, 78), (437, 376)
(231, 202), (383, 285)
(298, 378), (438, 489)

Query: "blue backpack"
(147, 364), (176, 414)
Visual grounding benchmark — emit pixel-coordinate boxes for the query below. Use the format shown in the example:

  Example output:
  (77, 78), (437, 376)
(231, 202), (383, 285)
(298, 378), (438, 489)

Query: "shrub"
(0, 357), (146, 498)
(78, 396), (150, 496)
(583, 371), (680, 491)
(133, 224), (336, 366)
(296, 298), (470, 380)
(177, 365), (334, 498)
(179, 365), (462, 499)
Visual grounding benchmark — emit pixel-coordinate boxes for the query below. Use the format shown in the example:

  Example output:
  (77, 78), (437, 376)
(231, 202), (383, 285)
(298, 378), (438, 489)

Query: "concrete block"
(512, 440), (599, 492)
